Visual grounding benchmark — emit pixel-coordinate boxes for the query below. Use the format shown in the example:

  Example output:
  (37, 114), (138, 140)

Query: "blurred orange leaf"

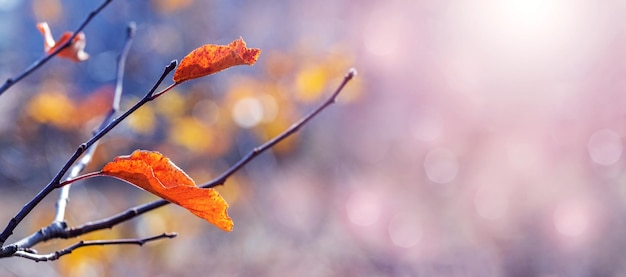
(173, 37), (261, 83)
(101, 150), (233, 232)
(37, 22), (89, 62)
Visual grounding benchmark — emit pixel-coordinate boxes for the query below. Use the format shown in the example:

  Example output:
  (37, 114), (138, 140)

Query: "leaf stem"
(57, 171), (103, 188)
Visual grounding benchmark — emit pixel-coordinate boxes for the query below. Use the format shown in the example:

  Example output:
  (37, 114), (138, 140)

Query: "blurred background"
(1, 0), (626, 276)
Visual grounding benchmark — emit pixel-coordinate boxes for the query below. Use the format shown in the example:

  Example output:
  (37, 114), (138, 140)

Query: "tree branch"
(0, 60), (177, 247)
(13, 233), (176, 262)
(54, 21), (137, 223)
(205, 67), (357, 188)
(64, 68), (357, 237)
(0, 0), (114, 96)
(0, 61), (355, 260)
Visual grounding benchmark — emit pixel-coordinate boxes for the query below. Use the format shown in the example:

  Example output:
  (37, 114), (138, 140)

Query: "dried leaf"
(101, 150), (233, 231)
(37, 22), (89, 62)
(173, 37), (261, 83)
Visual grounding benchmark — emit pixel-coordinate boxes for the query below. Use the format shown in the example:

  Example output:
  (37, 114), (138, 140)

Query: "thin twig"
(0, 0), (113, 96)
(54, 148), (97, 222)
(1, 67), (356, 259)
(204, 67), (357, 188)
(13, 233), (177, 262)
(53, 22), (136, 223)
(0, 61), (178, 247)
(112, 22), (136, 113)
(64, 68), (357, 238)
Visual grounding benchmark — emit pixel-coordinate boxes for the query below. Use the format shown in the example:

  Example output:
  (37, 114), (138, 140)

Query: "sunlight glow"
(424, 147), (459, 184)
(498, 0), (559, 32)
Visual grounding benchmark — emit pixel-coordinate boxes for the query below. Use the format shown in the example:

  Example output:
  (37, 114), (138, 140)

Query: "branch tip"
(168, 60), (178, 70)
(346, 67), (357, 80)
(127, 22), (137, 37)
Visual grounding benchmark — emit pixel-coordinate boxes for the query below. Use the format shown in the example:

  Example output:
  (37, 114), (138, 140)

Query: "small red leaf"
(101, 150), (233, 232)
(37, 22), (89, 62)
(173, 37), (261, 83)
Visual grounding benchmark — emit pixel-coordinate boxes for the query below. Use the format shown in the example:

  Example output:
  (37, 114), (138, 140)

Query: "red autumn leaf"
(173, 37), (261, 83)
(37, 22), (89, 62)
(100, 150), (233, 232)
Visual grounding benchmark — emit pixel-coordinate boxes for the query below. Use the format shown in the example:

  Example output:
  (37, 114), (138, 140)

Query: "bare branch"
(0, 60), (178, 247)
(54, 22), (137, 223)
(64, 68), (357, 237)
(54, 150), (96, 222)
(112, 22), (136, 112)
(204, 67), (357, 189)
(10, 221), (67, 249)
(13, 233), (177, 262)
(0, 0), (114, 96)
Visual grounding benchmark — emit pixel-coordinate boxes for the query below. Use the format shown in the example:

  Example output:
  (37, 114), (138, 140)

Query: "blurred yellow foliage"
(295, 64), (328, 102)
(216, 175), (242, 205)
(168, 116), (213, 151)
(264, 51), (295, 80)
(185, 168), (241, 205)
(191, 99), (222, 127)
(151, 0), (193, 14)
(27, 91), (76, 128)
(155, 90), (187, 118)
(127, 102), (156, 134)
(25, 84), (112, 130)
(257, 115), (299, 153)
(32, 0), (62, 23)
(215, 44), (359, 154)
(58, 230), (121, 277)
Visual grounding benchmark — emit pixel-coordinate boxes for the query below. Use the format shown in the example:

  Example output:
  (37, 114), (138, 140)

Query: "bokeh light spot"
(168, 116), (212, 151)
(388, 212), (422, 248)
(151, 0), (193, 14)
(232, 96), (263, 128)
(587, 129), (622, 166)
(424, 147), (459, 184)
(295, 65), (327, 102)
(192, 99), (220, 126)
(259, 94), (278, 123)
(346, 190), (382, 227)
(553, 200), (589, 238)
(32, 0), (62, 22)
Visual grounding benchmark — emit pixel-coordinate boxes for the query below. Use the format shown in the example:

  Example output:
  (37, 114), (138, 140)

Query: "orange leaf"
(173, 37), (261, 83)
(37, 22), (89, 62)
(101, 150), (233, 232)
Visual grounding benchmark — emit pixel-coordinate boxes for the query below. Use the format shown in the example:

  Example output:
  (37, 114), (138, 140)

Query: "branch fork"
(0, 0), (357, 261)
